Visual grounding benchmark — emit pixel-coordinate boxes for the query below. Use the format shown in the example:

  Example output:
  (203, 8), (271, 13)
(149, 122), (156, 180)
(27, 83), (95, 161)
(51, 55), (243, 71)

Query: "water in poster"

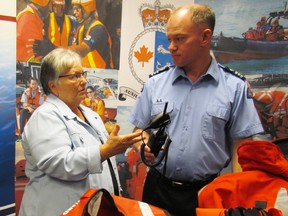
(199, 0), (288, 75)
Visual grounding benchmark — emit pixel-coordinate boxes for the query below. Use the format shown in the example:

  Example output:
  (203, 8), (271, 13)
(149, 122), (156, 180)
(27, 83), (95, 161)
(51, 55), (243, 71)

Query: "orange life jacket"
(60, 188), (169, 216)
(47, 12), (72, 47)
(25, 87), (43, 109)
(76, 20), (113, 69)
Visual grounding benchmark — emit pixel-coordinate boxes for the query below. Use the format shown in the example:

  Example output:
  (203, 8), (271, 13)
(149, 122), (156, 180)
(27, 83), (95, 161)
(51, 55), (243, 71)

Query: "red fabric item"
(17, 5), (44, 62)
(238, 140), (288, 179)
(196, 207), (284, 216)
(198, 140), (288, 216)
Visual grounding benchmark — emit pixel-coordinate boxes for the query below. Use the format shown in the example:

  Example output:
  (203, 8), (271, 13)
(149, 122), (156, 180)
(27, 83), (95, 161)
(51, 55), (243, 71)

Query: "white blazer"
(19, 94), (120, 216)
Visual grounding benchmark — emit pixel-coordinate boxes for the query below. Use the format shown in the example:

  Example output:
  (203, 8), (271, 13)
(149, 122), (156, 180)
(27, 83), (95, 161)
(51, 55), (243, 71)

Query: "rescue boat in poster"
(211, 1), (288, 63)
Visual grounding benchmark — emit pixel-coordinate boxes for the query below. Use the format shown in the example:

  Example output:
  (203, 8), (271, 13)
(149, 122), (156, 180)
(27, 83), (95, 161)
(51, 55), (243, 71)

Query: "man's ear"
(201, 28), (212, 47)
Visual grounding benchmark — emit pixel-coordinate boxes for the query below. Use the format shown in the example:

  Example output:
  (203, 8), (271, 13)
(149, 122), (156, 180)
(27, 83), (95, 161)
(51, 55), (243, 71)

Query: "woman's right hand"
(100, 124), (142, 161)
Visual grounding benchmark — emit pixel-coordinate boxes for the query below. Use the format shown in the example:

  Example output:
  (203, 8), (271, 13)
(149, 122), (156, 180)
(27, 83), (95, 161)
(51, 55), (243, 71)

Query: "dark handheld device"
(140, 102), (171, 167)
(147, 129), (168, 157)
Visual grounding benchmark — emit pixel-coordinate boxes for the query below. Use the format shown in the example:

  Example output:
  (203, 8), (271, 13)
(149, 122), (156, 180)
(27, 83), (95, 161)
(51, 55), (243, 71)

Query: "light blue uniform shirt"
(129, 58), (263, 182)
(19, 94), (120, 216)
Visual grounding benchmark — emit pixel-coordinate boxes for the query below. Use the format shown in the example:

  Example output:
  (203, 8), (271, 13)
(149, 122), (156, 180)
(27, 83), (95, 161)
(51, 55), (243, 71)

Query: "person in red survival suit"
(17, 0), (50, 62)
(197, 140), (288, 216)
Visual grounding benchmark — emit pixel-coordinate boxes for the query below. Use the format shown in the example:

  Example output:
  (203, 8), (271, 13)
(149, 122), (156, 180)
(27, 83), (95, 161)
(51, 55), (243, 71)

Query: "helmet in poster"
(51, 0), (65, 5)
(71, 0), (96, 13)
(30, 0), (50, 7)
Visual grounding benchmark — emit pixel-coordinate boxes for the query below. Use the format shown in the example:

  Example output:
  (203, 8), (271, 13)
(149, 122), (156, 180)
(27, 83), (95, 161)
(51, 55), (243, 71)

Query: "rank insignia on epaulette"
(218, 64), (245, 81)
(149, 66), (171, 78)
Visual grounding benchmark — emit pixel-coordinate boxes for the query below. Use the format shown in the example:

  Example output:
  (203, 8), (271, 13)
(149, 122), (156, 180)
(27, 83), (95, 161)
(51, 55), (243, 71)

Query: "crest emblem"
(129, 0), (175, 86)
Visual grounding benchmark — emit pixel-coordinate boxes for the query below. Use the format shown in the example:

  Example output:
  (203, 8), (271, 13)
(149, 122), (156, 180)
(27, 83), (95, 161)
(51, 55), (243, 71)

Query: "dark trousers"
(142, 168), (217, 216)
(20, 109), (31, 134)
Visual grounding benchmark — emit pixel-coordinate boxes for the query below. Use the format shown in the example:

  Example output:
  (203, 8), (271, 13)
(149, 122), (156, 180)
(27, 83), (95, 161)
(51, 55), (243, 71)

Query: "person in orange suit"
(17, 0), (50, 62)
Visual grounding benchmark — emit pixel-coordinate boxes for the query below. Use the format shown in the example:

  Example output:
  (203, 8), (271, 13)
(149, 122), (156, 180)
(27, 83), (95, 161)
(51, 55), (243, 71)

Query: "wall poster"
(15, 0), (121, 214)
(10, 0), (288, 215)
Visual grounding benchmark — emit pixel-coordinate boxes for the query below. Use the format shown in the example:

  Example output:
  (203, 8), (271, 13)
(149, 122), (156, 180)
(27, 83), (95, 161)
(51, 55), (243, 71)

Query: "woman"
(19, 48), (141, 216)
(82, 85), (106, 122)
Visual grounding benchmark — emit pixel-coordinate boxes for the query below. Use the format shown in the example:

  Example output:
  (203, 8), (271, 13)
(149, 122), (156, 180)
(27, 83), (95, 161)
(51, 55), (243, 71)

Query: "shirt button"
(183, 126), (188, 131)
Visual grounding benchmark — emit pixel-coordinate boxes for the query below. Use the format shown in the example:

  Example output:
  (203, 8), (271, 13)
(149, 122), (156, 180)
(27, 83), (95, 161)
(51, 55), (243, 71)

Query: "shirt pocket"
(202, 104), (230, 141)
(70, 131), (85, 149)
(151, 102), (174, 118)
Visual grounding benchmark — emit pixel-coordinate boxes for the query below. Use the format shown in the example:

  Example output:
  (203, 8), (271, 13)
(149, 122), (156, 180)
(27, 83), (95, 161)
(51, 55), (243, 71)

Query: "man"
(70, 0), (114, 69)
(129, 4), (264, 216)
(17, 0), (50, 62)
(44, 0), (75, 47)
(19, 77), (44, 137)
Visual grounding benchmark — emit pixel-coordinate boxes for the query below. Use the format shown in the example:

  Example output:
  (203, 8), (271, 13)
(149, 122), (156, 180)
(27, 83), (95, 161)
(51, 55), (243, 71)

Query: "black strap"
(107, 158), (119, 196)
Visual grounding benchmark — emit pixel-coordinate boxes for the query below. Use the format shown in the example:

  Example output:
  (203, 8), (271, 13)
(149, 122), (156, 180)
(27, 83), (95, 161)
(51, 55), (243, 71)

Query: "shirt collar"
(46, 94), (78, 120)
(171, 57), (220, 85)
(206, 57), (220, 83)
(171, 67), (187, 85)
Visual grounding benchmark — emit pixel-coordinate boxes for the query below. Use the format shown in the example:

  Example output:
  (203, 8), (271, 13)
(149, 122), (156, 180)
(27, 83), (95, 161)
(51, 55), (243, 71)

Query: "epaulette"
(218, 63), (245, 81)
(149, 65), (172, 78)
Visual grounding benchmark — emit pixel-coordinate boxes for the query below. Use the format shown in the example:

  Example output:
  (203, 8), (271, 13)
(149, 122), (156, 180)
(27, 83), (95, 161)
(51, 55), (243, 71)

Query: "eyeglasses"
(58, 71), (87, 80)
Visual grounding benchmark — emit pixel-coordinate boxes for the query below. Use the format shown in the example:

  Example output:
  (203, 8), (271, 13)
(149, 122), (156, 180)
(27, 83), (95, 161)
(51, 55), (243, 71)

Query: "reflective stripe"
(0, 203), (15, 211)
(77, 0), (91, 3)
(77, 20), (113, 68)
(138, 201), (154, 216)
(274, 187), (288, 215)
(16, 6), (34, 21)
(87, 52), (96, 68)
(64, 15), (71, 44)
(49, 13), (56, 44)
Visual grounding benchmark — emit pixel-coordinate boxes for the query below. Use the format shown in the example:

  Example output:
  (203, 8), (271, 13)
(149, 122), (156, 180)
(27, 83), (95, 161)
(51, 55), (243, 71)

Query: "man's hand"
(141, 145), (156, 163)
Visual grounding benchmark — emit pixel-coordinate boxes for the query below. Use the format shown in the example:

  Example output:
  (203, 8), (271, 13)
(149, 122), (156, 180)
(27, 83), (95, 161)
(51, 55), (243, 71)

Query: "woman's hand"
(100, 124), (142, 161)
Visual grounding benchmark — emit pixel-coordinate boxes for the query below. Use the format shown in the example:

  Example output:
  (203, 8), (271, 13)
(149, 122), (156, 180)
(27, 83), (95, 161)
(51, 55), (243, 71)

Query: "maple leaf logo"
(134, 45), (153, 67)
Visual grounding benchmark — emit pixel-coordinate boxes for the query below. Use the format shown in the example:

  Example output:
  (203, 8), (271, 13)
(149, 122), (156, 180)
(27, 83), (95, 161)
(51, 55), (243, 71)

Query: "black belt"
(149, 168), (218, 191)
